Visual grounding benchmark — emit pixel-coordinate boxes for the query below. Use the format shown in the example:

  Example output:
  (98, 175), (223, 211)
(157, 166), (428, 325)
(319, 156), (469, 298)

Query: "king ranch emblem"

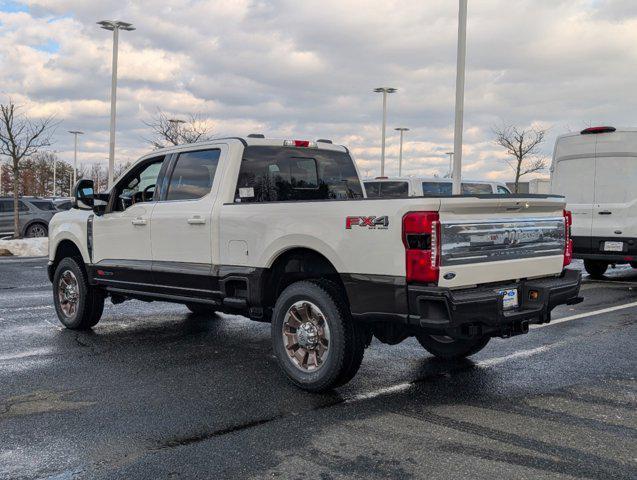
(346, 216), (389, 230)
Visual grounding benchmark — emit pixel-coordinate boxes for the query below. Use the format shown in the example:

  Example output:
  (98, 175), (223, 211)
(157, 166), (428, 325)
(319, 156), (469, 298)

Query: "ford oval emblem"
(443, 272), (456, 280)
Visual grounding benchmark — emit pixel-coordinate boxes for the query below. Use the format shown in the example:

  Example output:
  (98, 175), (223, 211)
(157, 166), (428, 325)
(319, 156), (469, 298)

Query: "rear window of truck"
(235, 146), (363, 202)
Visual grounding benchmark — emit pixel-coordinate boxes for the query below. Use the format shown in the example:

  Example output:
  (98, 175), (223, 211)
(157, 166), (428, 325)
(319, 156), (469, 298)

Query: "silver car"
(0, 197), (58, 238)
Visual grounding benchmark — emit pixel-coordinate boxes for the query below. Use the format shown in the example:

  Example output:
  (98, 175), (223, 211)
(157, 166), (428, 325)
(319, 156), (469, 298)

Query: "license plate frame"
(603, 241), (624, 252)
(496, 288), (519, 310)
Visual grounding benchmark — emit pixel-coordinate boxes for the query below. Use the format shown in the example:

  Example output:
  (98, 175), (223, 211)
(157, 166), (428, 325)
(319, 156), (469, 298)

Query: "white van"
(364, 176), (511, 198)
(551, 126), (637, 277)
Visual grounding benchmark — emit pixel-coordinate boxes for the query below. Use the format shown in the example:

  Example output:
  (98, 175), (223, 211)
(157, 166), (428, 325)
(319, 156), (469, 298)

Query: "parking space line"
(534, 301), (637, 329)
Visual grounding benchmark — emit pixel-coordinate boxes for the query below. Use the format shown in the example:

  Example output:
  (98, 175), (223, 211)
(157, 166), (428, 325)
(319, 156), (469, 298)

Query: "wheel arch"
(22, 219), (48, 237)
(260, 247), (348, 313)
(48, 238), (87, 282)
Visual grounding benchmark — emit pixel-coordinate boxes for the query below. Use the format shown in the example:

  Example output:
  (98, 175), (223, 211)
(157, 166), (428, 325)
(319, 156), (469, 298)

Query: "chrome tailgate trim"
(440, 217), (565, 266)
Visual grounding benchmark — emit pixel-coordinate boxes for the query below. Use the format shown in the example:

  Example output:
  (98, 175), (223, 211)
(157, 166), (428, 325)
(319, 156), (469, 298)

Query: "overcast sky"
(1, 0), (635, 181)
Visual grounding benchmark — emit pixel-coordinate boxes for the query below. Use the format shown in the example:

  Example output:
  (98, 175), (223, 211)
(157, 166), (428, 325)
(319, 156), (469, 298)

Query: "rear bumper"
(573, 236), (637, 263)
(406, 269), (582, 339)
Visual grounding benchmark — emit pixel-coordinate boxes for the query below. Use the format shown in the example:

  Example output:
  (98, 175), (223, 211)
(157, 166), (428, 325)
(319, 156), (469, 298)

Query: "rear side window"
(462, 183), (493, 194)
(422, 182), (452, 196)
(166, 149), (220, 201)
(30, 200), (56, 211)
(235, 146), (363, 202)
(0, 200), (11, 212)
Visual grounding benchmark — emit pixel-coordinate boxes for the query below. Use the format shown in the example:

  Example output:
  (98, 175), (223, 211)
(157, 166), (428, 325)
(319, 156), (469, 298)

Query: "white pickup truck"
(48, 136), (582, 391)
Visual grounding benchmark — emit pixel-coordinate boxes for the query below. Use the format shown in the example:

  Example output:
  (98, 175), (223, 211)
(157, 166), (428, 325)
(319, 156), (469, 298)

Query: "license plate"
(603, 241), (624, 252)
(497, 288), (519, 310)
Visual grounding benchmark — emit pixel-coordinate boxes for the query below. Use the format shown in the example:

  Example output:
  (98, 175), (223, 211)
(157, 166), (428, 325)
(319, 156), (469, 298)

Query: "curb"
(0, 255), (48, 262)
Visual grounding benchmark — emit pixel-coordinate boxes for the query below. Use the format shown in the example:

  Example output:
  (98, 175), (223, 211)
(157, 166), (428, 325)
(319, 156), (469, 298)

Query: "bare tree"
(143, 109), (213, 149)
(493, 124), (548, 193)
(0, 100), (58, 237)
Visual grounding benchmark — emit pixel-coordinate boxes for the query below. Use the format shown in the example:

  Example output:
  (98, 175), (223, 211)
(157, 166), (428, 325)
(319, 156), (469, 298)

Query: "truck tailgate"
(437, 196), (566, 288)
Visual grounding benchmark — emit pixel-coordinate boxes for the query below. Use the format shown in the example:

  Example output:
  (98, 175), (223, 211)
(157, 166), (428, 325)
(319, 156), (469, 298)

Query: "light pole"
(446, 151), (454, 177)
(452, 0), (468, 194)
(68, 130), (83, 188)
(97, 20), (135, 188)
(394, 127), (409, 176)
(373, 87), (397, 177)
(168, 118), (185, 145)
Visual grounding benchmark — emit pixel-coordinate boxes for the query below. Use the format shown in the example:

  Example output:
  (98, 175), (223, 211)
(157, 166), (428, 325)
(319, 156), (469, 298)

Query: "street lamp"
(373, 87), (397, 177)
(394, 128), (410, 176)
(68, 130), (84, 187)
(168, 118), (185, 145)
(451, 0), (468, 194)
(445, 151), (454, 177)
(97, 20), (135, 188)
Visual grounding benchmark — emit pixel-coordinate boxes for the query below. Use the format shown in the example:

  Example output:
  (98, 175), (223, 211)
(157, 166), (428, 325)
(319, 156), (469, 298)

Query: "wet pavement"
(0, 258), (635, 479)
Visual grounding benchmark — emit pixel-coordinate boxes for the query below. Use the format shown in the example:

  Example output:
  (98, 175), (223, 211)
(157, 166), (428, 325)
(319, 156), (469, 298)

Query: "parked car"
(363, 176), (511, 198)
(48, 136), (581, 392)
(0, 197), (57, 237)
(551, 126), (637, 278)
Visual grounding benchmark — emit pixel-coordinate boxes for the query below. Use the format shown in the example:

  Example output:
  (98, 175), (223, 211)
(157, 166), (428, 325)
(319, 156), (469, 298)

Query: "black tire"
(271, 280), (366, 392)
(25, 222), (48, 238)
(630, 262), (637, 269)
(584, 260), (608, 278)
(53, 257), (104, 330)
(185, 303), (218, 316)
(416, 333), (490, 360)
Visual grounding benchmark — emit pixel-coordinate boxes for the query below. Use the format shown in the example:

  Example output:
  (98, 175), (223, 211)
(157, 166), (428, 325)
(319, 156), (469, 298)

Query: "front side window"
(166, 149), (220, 201)
(235, 146), (363, 202)
(113, 156), (165, 212)
(496, 185), (511, 194)
(462, 183), (493, 194)
(422, 182), (452, 196)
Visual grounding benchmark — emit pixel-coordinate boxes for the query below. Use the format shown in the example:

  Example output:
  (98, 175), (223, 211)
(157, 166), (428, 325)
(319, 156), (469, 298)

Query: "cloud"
(0, 0), (635, 183)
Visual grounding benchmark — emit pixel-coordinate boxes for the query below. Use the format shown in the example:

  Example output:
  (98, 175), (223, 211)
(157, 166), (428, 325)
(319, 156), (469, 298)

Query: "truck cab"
(48, 136), (582, 392)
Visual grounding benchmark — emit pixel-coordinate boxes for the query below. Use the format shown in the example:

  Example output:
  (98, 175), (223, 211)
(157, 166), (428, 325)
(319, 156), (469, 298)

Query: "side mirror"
(73, 179), (94, 210)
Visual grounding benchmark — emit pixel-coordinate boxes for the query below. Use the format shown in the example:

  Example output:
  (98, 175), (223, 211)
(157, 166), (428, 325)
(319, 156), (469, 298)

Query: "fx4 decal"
(346, 216), (389, 230)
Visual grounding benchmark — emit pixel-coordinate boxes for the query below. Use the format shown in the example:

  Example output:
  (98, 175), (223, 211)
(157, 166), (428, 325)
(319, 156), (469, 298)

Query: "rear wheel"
(271, 280), (366, 392)
(53, 257), (104, 330)
(26, 222), (48, 238)
(584, 260), (608, 278)
(416, 333), (489, 360)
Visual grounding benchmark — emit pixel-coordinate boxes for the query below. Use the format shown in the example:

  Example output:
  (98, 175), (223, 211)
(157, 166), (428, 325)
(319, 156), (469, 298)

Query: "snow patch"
(0, 238), (48, 257)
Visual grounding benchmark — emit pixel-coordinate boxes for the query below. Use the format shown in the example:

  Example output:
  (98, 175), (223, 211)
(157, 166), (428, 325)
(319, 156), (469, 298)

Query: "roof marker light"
(580, 126), (616, 135)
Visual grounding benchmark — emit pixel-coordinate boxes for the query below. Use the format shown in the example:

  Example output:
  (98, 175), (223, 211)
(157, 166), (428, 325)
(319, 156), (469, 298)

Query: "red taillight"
(403, 211), (440, 283)
(563, 209), (573, 267)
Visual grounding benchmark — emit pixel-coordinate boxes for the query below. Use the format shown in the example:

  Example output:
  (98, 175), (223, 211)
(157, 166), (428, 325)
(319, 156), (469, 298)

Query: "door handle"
(598, 211), (612, 215)
(131, 217), (147, 226)
(187, 216), (206, 225)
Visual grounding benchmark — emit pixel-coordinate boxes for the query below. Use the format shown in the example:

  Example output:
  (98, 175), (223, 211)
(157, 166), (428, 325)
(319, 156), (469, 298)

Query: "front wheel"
(584, 260), (608, 278)
(416, 333), (490, 360)
(271, 280), (367, 392)
(53, 257), (104, 330)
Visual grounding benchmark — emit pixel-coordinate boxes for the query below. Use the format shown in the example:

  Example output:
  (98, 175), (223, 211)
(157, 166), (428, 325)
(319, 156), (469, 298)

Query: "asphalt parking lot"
(0, 258), (635, 480)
